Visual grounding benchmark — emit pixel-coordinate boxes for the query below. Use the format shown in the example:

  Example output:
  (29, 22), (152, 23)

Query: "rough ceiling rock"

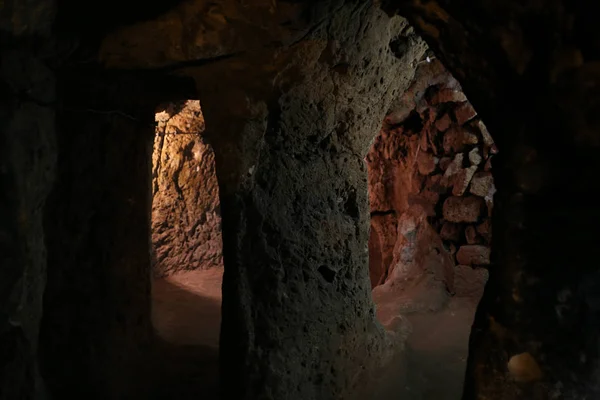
(99, 1), (343, 69)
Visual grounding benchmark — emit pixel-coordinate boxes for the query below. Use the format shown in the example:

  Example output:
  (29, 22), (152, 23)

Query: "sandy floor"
(152, 268), (223, 347)
(146, 268), (223, 400)
(402, 298), (478, 399)
(149, 267), (479, 400)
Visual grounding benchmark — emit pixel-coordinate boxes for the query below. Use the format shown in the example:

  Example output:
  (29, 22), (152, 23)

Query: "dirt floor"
(391, 298), (478, 399)
(152, 268), (223, 348)
(146, 268), (223, 400)
(148, 267), (481, 400)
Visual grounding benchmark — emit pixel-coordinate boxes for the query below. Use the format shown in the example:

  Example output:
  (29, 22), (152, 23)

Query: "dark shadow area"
(144, 340), (219, 400)
(152, 274), (222, 348)
(134, 280), (220, 400)
(401, 297), (479, 399)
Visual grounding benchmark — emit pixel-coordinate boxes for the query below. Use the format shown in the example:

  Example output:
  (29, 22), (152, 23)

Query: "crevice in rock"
(389, 35), (410, 59)
(370, 209), (397, 217)
(344, 189), (360, 220)
(318, 265), (337, 283)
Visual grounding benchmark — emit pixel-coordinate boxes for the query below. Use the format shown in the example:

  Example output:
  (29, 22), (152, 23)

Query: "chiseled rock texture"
(388, 0), (600, 398)
(367, 59), (495, 292)
(372, 205), (455, 325)
(152, 100), (222, 277)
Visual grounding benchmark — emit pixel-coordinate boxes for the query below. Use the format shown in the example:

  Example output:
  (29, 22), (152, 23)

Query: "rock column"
(195, 5), (426, 399)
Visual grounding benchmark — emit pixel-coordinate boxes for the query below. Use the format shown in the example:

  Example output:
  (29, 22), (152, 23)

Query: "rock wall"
(367, 59), (495, 293)
(38, 70), (193, 399)
(40, 104), (154, 398)
(5, 0), (599, 398)
(389, 1), (600, 398)
(152, 100), (222, 277)
(0, 1), (57, 397)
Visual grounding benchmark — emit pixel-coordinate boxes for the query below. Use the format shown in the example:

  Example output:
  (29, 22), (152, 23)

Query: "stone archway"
(384, 2), (600, 398)
(365, 56), (494, 399)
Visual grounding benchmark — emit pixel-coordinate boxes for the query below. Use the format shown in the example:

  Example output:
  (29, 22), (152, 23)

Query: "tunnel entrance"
(367, 57), (495, 399)
(149, 100), (223, 399)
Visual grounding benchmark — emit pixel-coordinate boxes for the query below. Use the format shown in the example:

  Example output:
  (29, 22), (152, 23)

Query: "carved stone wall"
(367, 60), (494, 293)
(151, 101), (222, 277)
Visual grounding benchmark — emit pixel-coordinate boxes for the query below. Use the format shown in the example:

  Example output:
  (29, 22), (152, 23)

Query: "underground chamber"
(5, 1), (600, 399)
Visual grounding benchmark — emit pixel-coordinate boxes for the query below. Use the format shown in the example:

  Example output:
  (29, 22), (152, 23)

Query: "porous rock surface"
(152, 100), (222, 277)
(4, 0), (600, 399)
(101, 3), (428, 399)
(372, 205), (455, 325)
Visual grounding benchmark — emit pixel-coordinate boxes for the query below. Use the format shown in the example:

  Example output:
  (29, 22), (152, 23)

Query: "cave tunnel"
(147, 60), (495, 400)
(366, 57), (495, 398)
(151, 100), (223, 347)
(2, 1), (600, 400)
(150, 100), (223, 398)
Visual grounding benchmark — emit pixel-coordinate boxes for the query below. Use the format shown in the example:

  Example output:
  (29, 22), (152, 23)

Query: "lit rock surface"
(151, 101), (223, 277)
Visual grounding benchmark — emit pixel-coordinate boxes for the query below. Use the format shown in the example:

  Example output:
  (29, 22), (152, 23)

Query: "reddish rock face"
(435, 113), (452, 132)
(465, 225), (481, 244)
(456, 245), (491, 266)
(372, 205), (455, 321)
(369, 214), (398, 287)
(483, 156), (493, 171)
(429, 88), (467, 105)
(443, 126), (478, 153)
(454, 265), (488, 298)
(443, 153), (464, 178)
(417, 150), (436, 175)
(439, 156), (452, 171)
(426, 174), (448, 194)
(368, 59), (496, 297)
(441, 222), (462, 241)
(454, 102), (477, 125)
(477, 219), (492, 243)
(443, 196), (484, 223)
(365, 63), (497, 399)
